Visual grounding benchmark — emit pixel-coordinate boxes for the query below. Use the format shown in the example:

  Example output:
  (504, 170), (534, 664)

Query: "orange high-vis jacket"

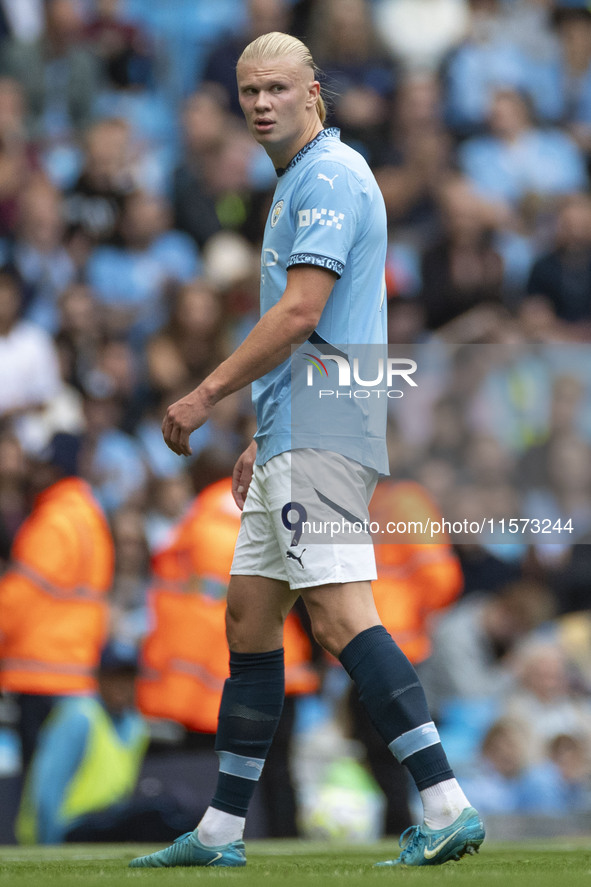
(137, 478), (319, 734)
(370, 480), (463, 665)
(0, 478), (114, 695)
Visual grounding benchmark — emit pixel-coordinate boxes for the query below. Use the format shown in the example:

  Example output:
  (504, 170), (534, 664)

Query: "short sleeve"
(287, 162), (364, 278)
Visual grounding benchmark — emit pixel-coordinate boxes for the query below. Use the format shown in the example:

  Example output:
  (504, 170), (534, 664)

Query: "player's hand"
(232, 440), (257, 510)
(162, 387), (210, 456)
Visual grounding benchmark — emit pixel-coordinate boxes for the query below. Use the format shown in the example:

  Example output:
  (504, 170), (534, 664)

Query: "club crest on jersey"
(271, 199), (284, 227)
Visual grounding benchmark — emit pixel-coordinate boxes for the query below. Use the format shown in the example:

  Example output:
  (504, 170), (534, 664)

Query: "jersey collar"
(276, 127), (340, 177)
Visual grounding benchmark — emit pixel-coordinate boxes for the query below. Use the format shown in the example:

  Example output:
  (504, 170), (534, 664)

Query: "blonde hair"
(237, 31), (326, 124)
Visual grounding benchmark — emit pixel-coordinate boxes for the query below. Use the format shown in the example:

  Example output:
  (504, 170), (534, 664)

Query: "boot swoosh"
(423, 827), (463, 860)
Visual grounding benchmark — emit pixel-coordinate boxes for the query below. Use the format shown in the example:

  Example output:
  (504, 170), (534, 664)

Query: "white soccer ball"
(299, 784), (384, 843)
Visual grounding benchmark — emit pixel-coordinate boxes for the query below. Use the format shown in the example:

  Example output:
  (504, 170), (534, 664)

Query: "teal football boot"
(375, 806), (485, 867)
(128, 829), (246, 868)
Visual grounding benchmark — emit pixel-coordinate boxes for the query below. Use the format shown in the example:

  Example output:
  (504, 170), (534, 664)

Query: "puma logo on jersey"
(317, 173), (339, 189)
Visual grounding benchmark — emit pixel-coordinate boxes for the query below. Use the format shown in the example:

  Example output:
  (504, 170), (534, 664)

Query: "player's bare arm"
(161, 264), (337, 456)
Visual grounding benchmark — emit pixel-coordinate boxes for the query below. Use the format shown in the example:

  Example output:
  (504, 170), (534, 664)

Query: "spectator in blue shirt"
(532, 4), (591, 145)
(4, 177), (75, 334)
(458, 716), (570, 814)
(459, 87), (588, 212)
(86, 190), (200, 345)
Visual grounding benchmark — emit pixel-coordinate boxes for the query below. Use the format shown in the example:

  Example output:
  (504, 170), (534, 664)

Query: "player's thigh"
(264, 449), (380, 590)
(225, 573), (299, 653)
(300, 580), (382, 657)
(231, 461), (291, 585)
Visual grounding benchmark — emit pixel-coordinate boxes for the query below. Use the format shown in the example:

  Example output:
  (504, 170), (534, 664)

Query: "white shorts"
(230, 449), (378, 590)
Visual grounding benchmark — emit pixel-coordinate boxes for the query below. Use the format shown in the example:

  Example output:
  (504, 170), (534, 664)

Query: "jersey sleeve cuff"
(287, 253), (344, 277)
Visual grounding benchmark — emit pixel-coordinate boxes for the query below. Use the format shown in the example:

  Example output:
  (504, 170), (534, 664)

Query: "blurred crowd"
(1, 0), (591, 836)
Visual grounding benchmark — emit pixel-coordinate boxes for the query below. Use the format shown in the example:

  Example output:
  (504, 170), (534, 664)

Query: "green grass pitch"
(1, 839), (590, 887)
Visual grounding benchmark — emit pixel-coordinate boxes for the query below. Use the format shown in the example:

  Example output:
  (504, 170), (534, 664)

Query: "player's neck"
(269, 122), (324, 173)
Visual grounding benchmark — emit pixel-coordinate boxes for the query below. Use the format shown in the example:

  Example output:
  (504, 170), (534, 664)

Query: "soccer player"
(129, 31), (484, 869)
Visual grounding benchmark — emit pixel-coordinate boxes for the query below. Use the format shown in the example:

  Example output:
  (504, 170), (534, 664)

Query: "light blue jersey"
(253, 128), (389, 474)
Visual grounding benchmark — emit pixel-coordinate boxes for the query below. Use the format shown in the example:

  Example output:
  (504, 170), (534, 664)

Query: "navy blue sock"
(339, 625), (453, 790)
(211, 647), (285, 817)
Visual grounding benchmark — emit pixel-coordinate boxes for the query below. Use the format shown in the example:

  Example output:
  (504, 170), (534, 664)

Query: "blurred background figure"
(545, 1), (591, 152)
(143, 472), (192, 551)
(526, 193), (591, 328)
(0, 78), (37, 238)
(0, 432), (114, 777)
(63, 117), (135, 250)
(457, 716), (570, 814)
(306, 0), (398, 163)
(521, 431), (591, 545)
(145, 278), (226, 399)
(459, 87), (588, 221)
(374, 0), (469, 72)
(0, 431), (28, 566)
(0, 0), (45, 45)
(0, 268), (62, 448)
(418, 174), (505, 330)
(16, 641), (192, 844)
(86, 190), (200, 345)
(443, 0), (557, 138)
(170, 90), (224, 250)
(7, 177), (76, 334)
(54, 282), (103, 392)
(503, 640), (591, 749)
(547, 732), (591, 811)
(373, 71), (452, 243)
(0, 0), (100, 187)
(108, 504), (151, 650)
(417, 580), (556, 721)
(82, 0), (153, 95)
(77, 366), (148, 515)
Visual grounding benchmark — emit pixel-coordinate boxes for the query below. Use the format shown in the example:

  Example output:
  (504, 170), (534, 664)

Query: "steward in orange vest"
(370, 480), (464, 666)
(0, 434), (114, 769)
(137, 477), (319, 734)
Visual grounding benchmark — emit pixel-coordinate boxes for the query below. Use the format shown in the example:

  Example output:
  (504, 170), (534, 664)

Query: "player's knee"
(310, 615), (346, 658)
(225, 600), (247, 649)
(312, 610), (381, 658)
(224, 596), (285, 652)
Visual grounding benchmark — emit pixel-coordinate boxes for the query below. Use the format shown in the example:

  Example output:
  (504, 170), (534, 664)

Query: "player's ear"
(306, 79), (321, 110)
